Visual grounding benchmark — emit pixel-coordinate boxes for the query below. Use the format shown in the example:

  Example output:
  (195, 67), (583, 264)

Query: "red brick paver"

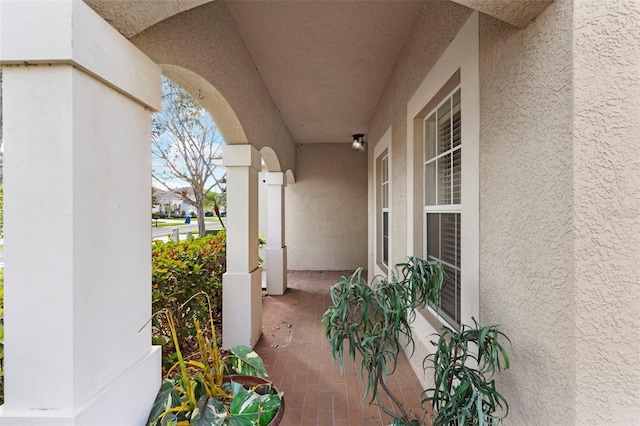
(254, 271), (429, 426)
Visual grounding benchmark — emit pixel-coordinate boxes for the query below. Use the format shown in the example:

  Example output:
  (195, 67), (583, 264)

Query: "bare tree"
(152, 77), (225, 237)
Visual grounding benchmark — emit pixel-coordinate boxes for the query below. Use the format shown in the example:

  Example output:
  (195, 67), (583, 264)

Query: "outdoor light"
(352, 134), (366, 151)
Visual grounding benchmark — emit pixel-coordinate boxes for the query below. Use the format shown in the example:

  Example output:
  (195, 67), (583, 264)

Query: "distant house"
(152, 187), (192, 215)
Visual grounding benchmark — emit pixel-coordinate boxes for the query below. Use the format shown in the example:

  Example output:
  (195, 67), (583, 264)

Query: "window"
(424, 88), (462, 326)
(376, 146), (390, 272)
(406, 12), (478, 336)
(381, 154), (390, 267)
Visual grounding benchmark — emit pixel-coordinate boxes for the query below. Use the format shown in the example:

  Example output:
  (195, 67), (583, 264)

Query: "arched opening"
(151, 75), (226, 236)
(161, 65), (248, 146)
(258, 147), (290, 296)
(259, 146), (282, 173)
(150, 74), (231, 375)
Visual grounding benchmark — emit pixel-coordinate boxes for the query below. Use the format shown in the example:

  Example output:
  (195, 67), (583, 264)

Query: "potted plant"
(322, 257), (510, 426)
(146, 293), (284, 426)
(322, 257), (444, 425)
(423, 319), (510, 426)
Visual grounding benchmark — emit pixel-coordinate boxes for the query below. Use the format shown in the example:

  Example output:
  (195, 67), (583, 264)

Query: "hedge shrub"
(152, 232), (226, 371)
(0, 269), (4, 404)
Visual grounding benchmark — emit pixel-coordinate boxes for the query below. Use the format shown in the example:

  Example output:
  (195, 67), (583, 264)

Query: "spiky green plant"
(423, 319), (510, 426)
(145, 292), (282, 426)
(322, 257), (444, 425)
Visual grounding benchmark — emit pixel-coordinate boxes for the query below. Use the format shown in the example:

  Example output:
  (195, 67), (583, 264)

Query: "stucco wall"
(479, 0), (575, 423)
(286, 144), (367, 270)
(367, 0), (472, 268)
(573, 0), (640, 423)
(368, 0), (639, 423)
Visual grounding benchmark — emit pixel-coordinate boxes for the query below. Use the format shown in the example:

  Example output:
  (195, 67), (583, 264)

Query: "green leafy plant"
(0, 268), (4, 405)
(146, 292), (283, 426)
(258, 234), (266, 268)
(423, 319), (510, 426)
(152, 233), (226, 370)
(322, 256), (444, 425)
(0, 185), (4, 239)
(323, 257), (511, 426)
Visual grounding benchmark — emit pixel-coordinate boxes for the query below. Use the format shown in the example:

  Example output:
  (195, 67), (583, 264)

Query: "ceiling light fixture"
(352, 134), (366, 152)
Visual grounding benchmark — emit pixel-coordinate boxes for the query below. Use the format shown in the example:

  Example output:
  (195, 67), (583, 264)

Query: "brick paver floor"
(254, 270), (430, 426)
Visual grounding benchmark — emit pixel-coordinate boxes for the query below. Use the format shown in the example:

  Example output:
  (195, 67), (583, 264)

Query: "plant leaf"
(228, 346), (269, 378)
(147, 379), (181, 425)
(190, 396), (226, 426)
(227, 381), (281, 426)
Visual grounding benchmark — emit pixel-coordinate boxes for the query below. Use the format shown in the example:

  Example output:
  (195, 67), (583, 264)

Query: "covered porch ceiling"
(86, 0), (553, 147)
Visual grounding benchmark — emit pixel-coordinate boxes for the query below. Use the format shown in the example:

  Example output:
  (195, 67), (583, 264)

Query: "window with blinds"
(424, 88), (461, 327)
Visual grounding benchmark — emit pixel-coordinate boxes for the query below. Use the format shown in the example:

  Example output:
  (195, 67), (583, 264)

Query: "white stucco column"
(0, 2), (162, 424)
(265, 172), (288, 295)
(222, 145), (262, 349)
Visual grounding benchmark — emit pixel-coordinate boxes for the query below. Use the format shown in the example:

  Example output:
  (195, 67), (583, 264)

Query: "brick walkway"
(254, 270), (429, 426)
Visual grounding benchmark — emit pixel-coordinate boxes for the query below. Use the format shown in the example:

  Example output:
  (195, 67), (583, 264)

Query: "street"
(151, 221), (224, 239)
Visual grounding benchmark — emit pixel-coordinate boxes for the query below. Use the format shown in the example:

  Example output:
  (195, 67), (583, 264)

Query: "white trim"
(381, 156), (390, 268)
(424, 205), (461, 213)
(373, 127), (392, 279)
(406, 12), (479, 337)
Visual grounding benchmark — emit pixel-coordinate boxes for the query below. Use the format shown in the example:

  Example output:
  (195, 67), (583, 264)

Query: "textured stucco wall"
(573, 1), (640, 423)
(131, 1), (296, 174)
(451, 0), (554, 28)
(286, 144), (367, 270)
(367, 0), (472, 268)
(479, 0), (576, 423)
(85, 0), (210, 38)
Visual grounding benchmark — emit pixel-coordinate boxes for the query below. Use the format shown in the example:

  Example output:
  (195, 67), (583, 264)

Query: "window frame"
(423, 86), (462, 327)
(373, 127), (392, 277)
(381, 154), (390, 268)
(375, 145), (390, 274)
(405, 12), (479, 334)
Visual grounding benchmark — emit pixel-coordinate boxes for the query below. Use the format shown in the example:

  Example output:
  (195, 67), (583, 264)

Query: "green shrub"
(0, 185), (4, 238)
(152, 233), (226, 371)
(0, 268), (4, 404)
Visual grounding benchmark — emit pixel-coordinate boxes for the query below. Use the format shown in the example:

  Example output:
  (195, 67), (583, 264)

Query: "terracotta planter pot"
(224, 374), (285, 426)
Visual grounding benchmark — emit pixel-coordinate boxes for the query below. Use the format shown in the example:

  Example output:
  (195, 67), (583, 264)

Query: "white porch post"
(222, 145), (262, 349)
(0, 2), (161, 424)
(265, 172), (288, 295)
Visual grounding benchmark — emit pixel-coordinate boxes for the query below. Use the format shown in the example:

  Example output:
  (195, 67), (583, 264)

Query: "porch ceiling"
(85, 0), (429, 146)
(224, 1), (424, 144)
(85, 0), (552, 147)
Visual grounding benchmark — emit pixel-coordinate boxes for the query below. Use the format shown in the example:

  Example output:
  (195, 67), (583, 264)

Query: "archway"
(161, 65), (248, 146)
(258, 147), (292, 296)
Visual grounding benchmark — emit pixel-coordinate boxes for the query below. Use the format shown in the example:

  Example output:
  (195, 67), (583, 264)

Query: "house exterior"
(152, 187), (194, 216)
(0, 0), (638, 425)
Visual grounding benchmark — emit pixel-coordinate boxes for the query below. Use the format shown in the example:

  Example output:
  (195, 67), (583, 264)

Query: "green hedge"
(152, 233), (226, 371)
(1, 269), (4, 404)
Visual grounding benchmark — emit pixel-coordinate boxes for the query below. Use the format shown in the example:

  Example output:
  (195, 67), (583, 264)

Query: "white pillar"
(222, 145), (262, 349)
(265, 172), (288, 295)
(0, 2), (162, 424)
